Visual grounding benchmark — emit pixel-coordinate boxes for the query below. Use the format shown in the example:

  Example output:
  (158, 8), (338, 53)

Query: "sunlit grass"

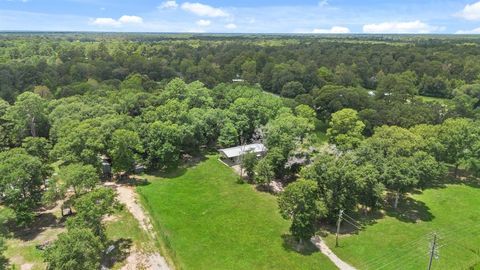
(137, 156), (337, 270)
(324, 184), (480, 270)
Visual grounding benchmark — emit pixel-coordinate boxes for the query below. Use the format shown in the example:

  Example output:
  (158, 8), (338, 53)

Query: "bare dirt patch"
(106, 183), (171, 270)
(20, 263), (34, 270)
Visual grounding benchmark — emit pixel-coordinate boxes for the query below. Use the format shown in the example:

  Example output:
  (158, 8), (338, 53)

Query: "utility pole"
(335, 209), (343, 247)
(427, 233), (438, 270)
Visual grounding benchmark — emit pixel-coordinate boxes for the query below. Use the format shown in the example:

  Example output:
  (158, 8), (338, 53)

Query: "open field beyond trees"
(137, 156), (337, 270)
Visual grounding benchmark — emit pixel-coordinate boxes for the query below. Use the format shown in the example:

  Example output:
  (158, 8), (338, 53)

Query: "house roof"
(219, 143), (266, 158)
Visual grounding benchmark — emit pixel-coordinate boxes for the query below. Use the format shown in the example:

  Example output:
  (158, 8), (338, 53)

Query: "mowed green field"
(137, 156), (337, 270)
(324, 184), (480, 270)
(418, 95), (455, 107)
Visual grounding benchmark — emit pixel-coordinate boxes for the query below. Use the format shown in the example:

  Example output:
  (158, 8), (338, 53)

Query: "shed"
(232, 74), (245, 83)
(134, 164), (145, 174)
(100, 155), (112, 179)
(219, 143), (267, 163)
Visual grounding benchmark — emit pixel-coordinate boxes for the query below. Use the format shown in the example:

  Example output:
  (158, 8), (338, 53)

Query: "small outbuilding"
(232, 74), (245, 83)
(100, 155), (112, 179)
(219, 143), (267, 164)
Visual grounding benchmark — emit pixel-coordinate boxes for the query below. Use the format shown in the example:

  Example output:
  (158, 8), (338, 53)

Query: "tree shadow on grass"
(145, 154), (208, 179)
(102, 238), (133, 268)
(10, 212), (64, 241)
(424, 168), (480, 190)
(147, 167), (188, 179)
(384, 197), (434, 223)
(281, 234), (319, 256)
(319, 210), (383, 236)
(116, 176), (151, 187)
(437, 174), (480, 189)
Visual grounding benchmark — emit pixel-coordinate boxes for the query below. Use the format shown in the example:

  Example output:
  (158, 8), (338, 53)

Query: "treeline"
(2, 34), (480, 104)
(278, 109), (480, 242)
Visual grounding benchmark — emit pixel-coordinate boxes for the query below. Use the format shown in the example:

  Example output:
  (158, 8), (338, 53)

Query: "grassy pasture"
(324, 184), (480, 270)
(137, 156), (337, 270)
(418, 95), (455, 106)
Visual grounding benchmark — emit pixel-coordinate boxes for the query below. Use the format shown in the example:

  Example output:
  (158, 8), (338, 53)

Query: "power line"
(359, 234), (430, 267)
(360, 222), (480, 268)
(360, 234), (432, 269)
(363, 243), (429, 269)
(370, 249), (431, 270)
(334, 209), (480, 269)
(364, 225), (480, 270)
(342, 218), (363, 231)
(342, 212), (363, 226)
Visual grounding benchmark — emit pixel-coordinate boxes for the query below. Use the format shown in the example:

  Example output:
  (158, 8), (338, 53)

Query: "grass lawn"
(105, 208), (157, 269)
(137, 156), (337, 270)
(0, 207), (48, 270)
(418, 95), (454, 107)
(106, 209), (154, 253)
(324, 184), (480, 270)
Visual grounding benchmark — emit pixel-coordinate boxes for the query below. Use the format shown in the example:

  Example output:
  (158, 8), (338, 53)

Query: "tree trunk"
(394, 191), (400, 209)
(454, 164), (459, 178)
(30, 116), (37, 137)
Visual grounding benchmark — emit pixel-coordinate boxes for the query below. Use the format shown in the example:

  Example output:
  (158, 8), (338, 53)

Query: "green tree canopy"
(218, 122), (238, 148)
(4, 92), (48, 140)
(281, 81), (306, 98)
(67, 187), (118, 239)
(0, 148), (45, 225)
(437, 118), (480, 176)
(44, 228), (104, 270)
(255, 158), (274, 186)
(278, 179), (325, 242)
(108, 129), (143, 173)
(241, 151), (258, 180)
(60, 163), (98, 196)
(327, 108), (365, 151)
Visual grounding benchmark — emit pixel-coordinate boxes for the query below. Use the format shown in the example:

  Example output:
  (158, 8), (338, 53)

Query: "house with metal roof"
(219, 143), (267, 163)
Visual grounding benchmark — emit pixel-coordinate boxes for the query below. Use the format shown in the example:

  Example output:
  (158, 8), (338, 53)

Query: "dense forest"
(2, 33), (480, 268)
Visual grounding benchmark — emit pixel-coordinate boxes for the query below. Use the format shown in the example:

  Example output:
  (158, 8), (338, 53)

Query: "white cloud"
(363, 20), (438, 33)
(181, 2), (229, 17)
(456, 27), (480, 34)
(91, 15), (143, 27)
(159, 0), (178, 10)
(225, 23), (237, 29)
(457, 1), (480, 20)
(313, 26), (350, 33)
(91, 17), (121, 27)
(118, 15), (143, 24)
(319, 0), (329, 7)
(196, 19), (211, 26)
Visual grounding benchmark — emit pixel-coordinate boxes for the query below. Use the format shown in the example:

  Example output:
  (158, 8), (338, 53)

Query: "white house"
(219, 143), (267, 163)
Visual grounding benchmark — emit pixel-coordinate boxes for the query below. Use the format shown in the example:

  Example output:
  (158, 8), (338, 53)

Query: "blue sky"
(2, 0), (480, 33)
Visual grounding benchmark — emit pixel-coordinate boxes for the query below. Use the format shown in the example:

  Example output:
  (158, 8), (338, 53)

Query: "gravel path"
(311, 236), (357, 270)
(107, 183), (171, 270)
